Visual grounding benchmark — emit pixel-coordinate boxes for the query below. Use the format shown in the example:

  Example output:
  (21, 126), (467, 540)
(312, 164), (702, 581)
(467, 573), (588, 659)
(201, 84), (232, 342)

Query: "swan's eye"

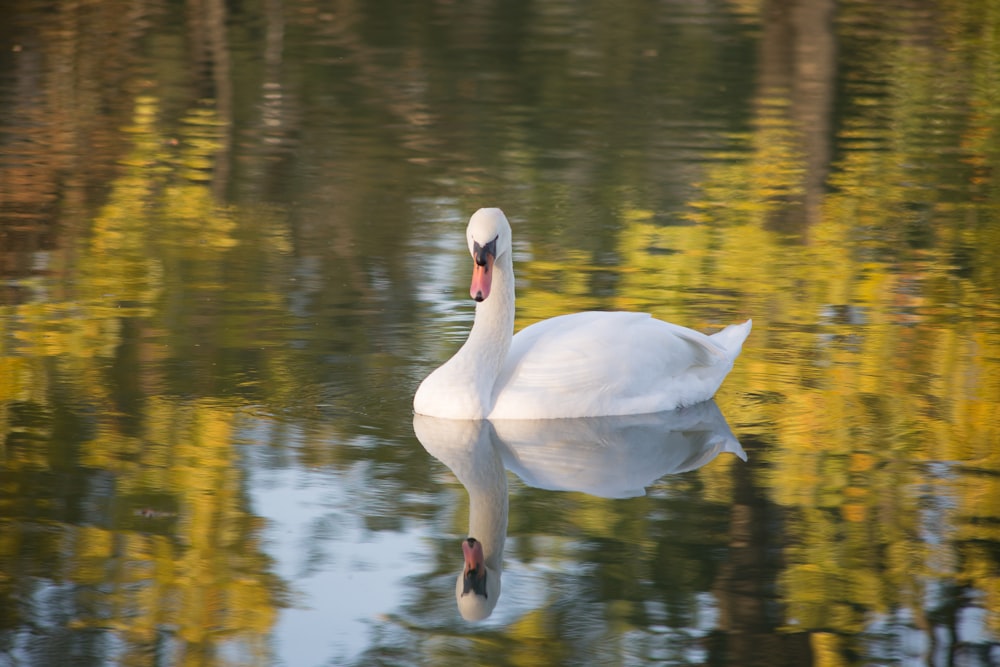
(472, 237), (498, 267)
(462, 565), (488, 597)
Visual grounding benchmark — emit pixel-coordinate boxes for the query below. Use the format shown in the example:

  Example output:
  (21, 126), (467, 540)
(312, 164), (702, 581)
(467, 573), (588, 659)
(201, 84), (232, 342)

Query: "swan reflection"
(413, 400), (746, 621)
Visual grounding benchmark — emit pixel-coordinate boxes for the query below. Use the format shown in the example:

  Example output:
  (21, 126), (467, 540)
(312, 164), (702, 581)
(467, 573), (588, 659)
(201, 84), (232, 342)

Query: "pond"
(1, 0), (998, 665)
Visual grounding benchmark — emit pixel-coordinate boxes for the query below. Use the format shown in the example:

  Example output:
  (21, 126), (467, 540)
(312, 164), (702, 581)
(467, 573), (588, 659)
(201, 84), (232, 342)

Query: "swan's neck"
(453, 253), (516, 415)
(413, 251), (516, 420)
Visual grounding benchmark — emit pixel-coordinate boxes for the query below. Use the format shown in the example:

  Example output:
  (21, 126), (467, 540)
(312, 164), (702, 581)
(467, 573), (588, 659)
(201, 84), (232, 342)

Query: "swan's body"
(413, 208), (751, 420)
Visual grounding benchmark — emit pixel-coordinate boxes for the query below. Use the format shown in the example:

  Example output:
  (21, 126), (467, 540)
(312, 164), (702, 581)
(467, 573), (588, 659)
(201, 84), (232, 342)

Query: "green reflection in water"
(1, 92), (289, 664)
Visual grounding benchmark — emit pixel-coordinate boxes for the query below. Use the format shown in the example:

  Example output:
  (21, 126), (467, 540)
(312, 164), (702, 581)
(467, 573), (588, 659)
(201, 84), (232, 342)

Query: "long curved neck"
(454, 251), (516, 413)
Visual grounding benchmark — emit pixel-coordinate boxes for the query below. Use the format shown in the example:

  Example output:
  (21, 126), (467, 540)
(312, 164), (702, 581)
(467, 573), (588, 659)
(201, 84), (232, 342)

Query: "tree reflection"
(0, 35), (288, 664)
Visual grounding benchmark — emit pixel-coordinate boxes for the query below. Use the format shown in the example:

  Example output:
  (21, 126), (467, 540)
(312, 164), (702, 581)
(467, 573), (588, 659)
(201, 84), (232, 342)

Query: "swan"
(413, 208), (752, 420)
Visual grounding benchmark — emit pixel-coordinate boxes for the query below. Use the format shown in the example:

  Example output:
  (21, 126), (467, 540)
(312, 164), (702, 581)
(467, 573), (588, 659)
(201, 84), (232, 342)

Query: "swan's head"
(455, 537), (501, 621)
(466, 208), (512, 302)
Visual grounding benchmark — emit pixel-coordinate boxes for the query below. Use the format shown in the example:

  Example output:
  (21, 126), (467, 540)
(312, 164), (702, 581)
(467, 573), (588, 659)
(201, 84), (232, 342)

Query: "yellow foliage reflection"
(669, 0), (1000, 653)
(0, 92), (283, 665)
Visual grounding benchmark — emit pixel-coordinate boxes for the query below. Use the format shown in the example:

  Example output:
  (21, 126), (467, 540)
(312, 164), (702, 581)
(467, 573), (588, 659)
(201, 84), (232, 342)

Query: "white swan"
(413, 208), (752, 420)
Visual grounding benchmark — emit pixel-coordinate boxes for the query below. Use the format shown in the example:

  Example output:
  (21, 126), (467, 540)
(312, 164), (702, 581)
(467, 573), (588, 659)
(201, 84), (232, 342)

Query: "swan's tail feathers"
(710, 319), (752, 360)
(725, 436), (748, 462)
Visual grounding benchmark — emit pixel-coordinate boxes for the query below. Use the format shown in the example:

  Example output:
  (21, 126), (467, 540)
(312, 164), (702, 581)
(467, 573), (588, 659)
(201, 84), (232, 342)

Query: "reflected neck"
(467, 431), (508, 571)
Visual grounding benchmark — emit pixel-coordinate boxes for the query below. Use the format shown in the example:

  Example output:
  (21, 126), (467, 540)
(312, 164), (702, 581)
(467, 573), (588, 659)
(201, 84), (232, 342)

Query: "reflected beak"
(461, 537), (488, 597)
(470, 238), (497, 302)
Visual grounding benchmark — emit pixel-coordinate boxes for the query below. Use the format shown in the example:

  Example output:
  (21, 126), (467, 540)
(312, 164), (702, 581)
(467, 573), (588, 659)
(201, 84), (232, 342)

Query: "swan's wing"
(489, 312), (729, 418)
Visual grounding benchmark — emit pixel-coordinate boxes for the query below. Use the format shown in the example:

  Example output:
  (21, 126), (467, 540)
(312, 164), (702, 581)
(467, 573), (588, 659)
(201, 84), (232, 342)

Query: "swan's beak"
(461, 537), (488, 597)
(470, 238), (496, 302)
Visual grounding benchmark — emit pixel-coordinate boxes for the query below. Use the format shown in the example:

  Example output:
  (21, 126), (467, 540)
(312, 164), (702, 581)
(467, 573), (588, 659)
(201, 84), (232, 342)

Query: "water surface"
(0, 1), (998, 665)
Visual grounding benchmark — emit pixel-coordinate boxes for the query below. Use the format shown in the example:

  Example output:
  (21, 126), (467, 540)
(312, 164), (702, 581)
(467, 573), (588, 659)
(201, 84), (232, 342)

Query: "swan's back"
(488, 313), (750, 419)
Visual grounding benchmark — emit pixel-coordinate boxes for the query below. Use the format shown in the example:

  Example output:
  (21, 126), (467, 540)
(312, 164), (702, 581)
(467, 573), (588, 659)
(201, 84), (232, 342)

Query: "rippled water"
(1, 1), (998, 666)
